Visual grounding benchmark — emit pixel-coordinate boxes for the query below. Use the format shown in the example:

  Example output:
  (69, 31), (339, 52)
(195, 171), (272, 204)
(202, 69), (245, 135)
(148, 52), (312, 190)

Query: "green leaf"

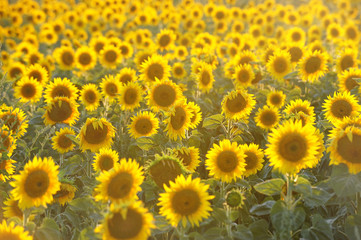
(254, 178), (285, 196)
(345, 215), (361, 240)
(202, 114), (224, 129)
(136, 137), (156, 151)
(330, 164), (361, 196)
(203, 227), (224, 238)
(301, 214), (333, 240)
(212, 207), (228, 223)
(295, 178), (333, 207)
(69, 197), (94, 212)
(34, 218), (61, 240)
(270, 201), (306, 240)
(249, 220), (272, 240)
(233, 225), (253, 240)
(250, 200), (276, 216)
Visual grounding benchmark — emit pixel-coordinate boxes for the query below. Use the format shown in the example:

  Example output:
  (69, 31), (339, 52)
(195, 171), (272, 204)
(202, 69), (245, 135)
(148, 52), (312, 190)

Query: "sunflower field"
(1, 0), (361, 239)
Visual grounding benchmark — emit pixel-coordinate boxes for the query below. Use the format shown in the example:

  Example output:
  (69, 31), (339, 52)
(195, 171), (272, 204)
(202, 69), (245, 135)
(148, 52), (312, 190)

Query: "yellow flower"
(75, 46), (97, 71)
(80, 84), (101, 111)
(156, 29), (176, 51)
(99, 44), (122, 69)
(206, 139), (246, 183)
(128, 111), (159, 139)
(93, 148), (119, 172)
(336, 48), (358, 73)
(95, 158), (144, 206)
(139, 54), (171, 84)
(24, 64), (49, 85)
(172, 62), (187, 79)
(10, 156), (60, 208)
(100, 75), (121, 102)
(53, 182), (77, 206)
(164, 101), (193, 141)
(323, 91), (361, 125)
(52, 128), (76, 154)
(187, 101), (202, 129)
(3, 195), (23, 220)
(43, 97), (80, 126)
(338, 68), (361, 92)
(255, 105), (280, 130)
(118, 82), (143, 111)
(0, 220), (32, 240)
(284, 99), (316, 125)
(240, 143), (264, 177)
(173, 146), (200, 172)
(0, 105), (28, 138)
(196, 62), (214, 93)
(147, 80), (184, 112)
(99, 201), (154, 240)
(286, 27), (306, 46)
(265, 120), (321, 175)
(116, 67), (138, 85)
(158, 175), (214, 227)
(221, 89), (256, 121)
(329, 126), (361, 174)
(78, 118), (115, 152)
(0, 126), (17, 157)
(53, 46), (76, 70)
(44, 77), (79, 104)
(266, 90), (286, 108)
(299, 50), (328, 82)
(0, 159), (16, 182)
(233, 64), (255, 88)
(286, 44), (304, 65)
(118, 40), (134, 59)
(6, 61), (25, 80)
(266, 50), (292, 81)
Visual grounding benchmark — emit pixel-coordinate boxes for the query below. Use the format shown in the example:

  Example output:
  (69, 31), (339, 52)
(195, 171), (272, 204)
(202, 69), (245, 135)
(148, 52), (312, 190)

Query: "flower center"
(273, 57), (287, 73)
(330, 99), (352, 119)
(200, 70), (211, 85)
(260, 110), (277, 127)
(147, 63), (164, 81)
(340, 55), (354, 72)
(85, 90), (97, 104)
(78, 52), (91, 65)
(107, 209), (143, 239)
(24, 170), (50, 198)
(226, 93), (247, 113)
(135, 118), (152, 135)
(172, 189), (200, 215)
(237, 69), (250, 83)
(120, 74), (132, 84)
(123, 88), (138, 105)
(278, 133), (307, 162)
(47, 100), (72, 123)
(107, 172), (133, 199)
(217, 150), (239, 172)
(104, 50), (117, 63)
(58, 134), (72, 149)
(29, 70), (42, 82)
(337, 133), (361, 163)
(105, 83), (118, 96)
(305, 56), (321, 74)
(176, 151), (192, 166)
(244, 151), (258, 170)
(149, 158), (182, 188)
(61, 51), (74, 66)
(51, 86), (71, 98)
(289, 47), (302, 63)
(153, 84), (176, 108)
(84, 123), (108, 144)
(99, 155), (114, 171)
(159, 35), (171, 47)
(170, 106), (186, 130)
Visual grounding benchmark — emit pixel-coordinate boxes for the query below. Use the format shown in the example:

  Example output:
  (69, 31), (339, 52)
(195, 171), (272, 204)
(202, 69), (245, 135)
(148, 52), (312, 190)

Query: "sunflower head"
(0, 105), (28, 138)
(14, 76), (43, 103)
(99, 44), (122, 69)
(10, 156), (60, 208)
(93, 148), (119, 172)
(78, 118), (116, 152)
(299, 50), (328, 82)
(116, 67), (137, 85)
(337, 68), (361, 92)
(255, 105), (280, 130)
(206, 139), (246, 183)
(267, 90), (286, 108)
(284, 99), (316, 125)
(24, 64), (49, 85)
(158, 174), (214, 227)
(156, 29), (176, 51)
(0, 126), (16, 157)
(53, 46), (75, 70)
(75, 46), (97, 71)
(100, 75), (121, 102)
(3, 195), (23, 220)
(128, 111), (159, 139)
(52, 127), (76, 154)
(164, 101), (194, 141)
(0, 220), (32, 240)
(44, 77), (79, 103)
(140, 54), (171, 84)
(225, 189), (245, 209)
(221, 89), (256, 121)
(266, 49), (292, 81)
(233, 64), (255, 88)
(43, 97), (80, 126)
(53, 182), (77, 206)
(240, 143), (265, 177)
(172, 146), (200, 172)
(80, 84), (101, 111)
(148, 80), (184, 112)
(118, 82), (143, 111)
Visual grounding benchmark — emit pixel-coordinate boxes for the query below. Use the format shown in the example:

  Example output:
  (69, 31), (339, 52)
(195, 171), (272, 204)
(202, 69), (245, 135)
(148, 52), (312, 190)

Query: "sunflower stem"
(59, 154), (64, 167)
(177, 225), (187, 240)
(226, 206), (233, 238)
(286, 174), (294, 210)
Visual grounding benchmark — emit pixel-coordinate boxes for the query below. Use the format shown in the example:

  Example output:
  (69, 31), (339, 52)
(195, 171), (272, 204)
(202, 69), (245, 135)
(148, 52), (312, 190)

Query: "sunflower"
(196, 62), (214, 93)
(240, 143), (264, 177)
(40, 29), (58, 45)
(205, 139), (246, 183)
(43, 97), (79, 126)
(100, 75), (121, 102)
(147, 79), (184, 112)
(13, 77), (42, 103)
(299, 50), (328, 82)
(99, 44), (122, 69)
(323, 91), (361, 124)
(44, 77), (79, 103)
(134, 50), (154, 69)
(147, 155), (185, 189)
(24, 64), (49, 85)
(26, 50), (44, 65)
(284, 99), (316, 125)
(78, 118), (115, 152)
(3, 195), (23, 219)
(53, 182), (76, 206)
(172, 62), (187, 79)
(266, 50), (292, 81)
(75, 46), (97, 71)
(156, 29), (176, 51)
(233, 63), (255, 88)
(287, 44), (304, 65)
(225, 189), (245, 209)
(139, 54), (170, 84)
(344, 23), (360, 42)
(99, 201), (154, 240)
(187, 101), (202, 129)
(267, 90), (286, 109)
(336, 48), (358, 73)
(93, 148), (119, 172)
(329, 126), (361, 174)
(0, 105), (28, 138)
(0, 220), (32, 240)
(174, 46), (189, 61)
(6, 61), (25, 81)
(89, 35), (108, 54)
(128, 111), (159, 139)
(116, 67), (138, 85)
(265, 120), (321, 175)
(95, 158), (144, 206)
(52, 128), (76, 154)
(287, 27), (306, 46)
(158, 174), (214, 227)
(338, 68), (361, 92)
(173, 146), (200, 172)
(255, 105), (280, 130)
(118, 41), (134, 59)
(53, 46), (76, 70)
(327, 23), (343, 42)
(10, 156), (60, 208)
(0, 158), (15, 182)
(221, 89), (256, 121)
(164, 101), (193, 141)
(80, 84), (101, 111)
(0, 126), (16, 157)
(118, 82), (143, 111)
